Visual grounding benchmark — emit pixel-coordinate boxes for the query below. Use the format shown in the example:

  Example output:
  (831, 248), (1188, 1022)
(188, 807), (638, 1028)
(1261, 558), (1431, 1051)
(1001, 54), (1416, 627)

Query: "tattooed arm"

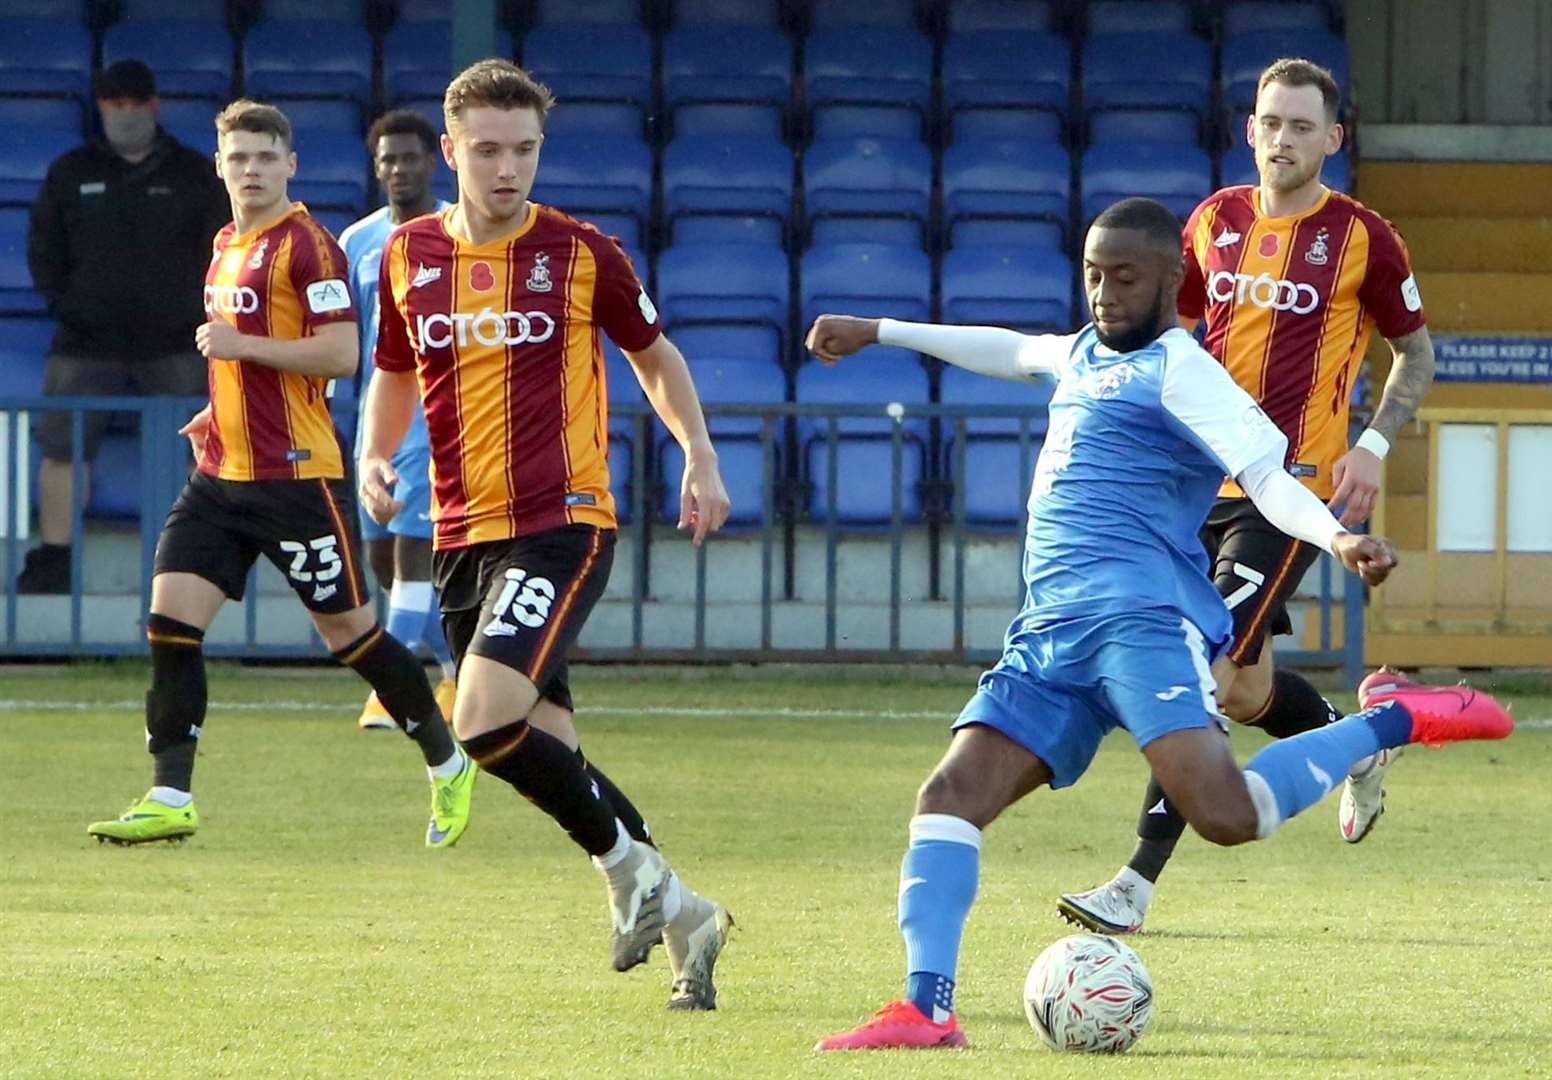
(1328, 325), (1436, 526)
(1367, 325), (1437, 443)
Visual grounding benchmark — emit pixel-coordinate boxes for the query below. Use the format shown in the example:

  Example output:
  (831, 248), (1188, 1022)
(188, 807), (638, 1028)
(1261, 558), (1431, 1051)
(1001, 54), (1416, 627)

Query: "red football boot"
(1358, 668), (1513, 747)
(814, 999), (969, 1051)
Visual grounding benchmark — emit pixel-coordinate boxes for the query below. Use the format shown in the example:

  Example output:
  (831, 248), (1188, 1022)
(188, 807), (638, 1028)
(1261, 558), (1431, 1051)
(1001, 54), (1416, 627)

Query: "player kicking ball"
(807, 197), (1512, 1051)
(87, 101), (475, 850)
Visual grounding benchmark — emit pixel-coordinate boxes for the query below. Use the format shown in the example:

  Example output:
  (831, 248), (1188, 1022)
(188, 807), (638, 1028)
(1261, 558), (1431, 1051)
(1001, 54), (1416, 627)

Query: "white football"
(1023, 932), (1154, 1053)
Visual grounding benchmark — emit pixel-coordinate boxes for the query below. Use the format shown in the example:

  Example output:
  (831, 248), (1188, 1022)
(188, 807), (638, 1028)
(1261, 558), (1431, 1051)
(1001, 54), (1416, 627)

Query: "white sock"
(149, 785), (192, 807)
(592, 819), (633, 872)
(427, 748), (465, 781)
(1115, 866), (1154, 911)
(1243, 769), (1283, 839)
(439, 660), (457, 682)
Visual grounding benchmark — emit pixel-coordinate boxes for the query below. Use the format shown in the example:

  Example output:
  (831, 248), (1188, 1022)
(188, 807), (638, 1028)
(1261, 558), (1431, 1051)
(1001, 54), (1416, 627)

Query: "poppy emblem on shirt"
(1258, 233), (1280, 258)
(470, 261), (495, 292)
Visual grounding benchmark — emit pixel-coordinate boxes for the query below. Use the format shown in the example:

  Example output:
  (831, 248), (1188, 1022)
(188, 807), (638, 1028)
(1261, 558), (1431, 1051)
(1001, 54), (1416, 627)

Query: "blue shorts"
(359, 441), (434, 540)
(953, 611), (1223, 789)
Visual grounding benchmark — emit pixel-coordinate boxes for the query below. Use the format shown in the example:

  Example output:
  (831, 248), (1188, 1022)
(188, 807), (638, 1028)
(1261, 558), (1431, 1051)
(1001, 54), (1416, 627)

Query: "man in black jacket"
(19, 60), (229, 593)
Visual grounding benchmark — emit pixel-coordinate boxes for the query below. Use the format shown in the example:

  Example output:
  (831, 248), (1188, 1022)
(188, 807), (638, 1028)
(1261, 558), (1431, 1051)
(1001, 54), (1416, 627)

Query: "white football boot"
(663, 880), (734, 1011)
(1338, 747), (1400, 844)
(1056, 877), (1146, 935)
(605, 842), (673, 972)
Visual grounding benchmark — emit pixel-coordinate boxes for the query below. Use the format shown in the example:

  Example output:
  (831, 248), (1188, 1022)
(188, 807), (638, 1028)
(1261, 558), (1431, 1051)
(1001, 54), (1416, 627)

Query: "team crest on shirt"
(1305, 227), (1330, 266)
(525, 252), (553, 292)
(1082, 363), (1136, 399)
(470, 261), (495, 292)
(247, 238), (269, 270)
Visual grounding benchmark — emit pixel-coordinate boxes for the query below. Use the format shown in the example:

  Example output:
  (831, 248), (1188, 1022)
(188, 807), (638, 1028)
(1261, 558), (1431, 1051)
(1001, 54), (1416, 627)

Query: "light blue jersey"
(339, 201), (449, 538)
(957, 325), (1288, 784)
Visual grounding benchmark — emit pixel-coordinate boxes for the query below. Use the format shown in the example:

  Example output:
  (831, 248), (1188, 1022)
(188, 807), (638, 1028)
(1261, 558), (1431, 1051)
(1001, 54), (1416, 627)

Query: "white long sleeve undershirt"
(1237, 451), (1347, 555)
(877, 318), (1070, 380)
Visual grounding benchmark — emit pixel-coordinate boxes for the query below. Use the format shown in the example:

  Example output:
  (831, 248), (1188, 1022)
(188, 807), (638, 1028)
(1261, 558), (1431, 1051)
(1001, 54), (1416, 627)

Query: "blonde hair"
(443, 59), (555, 132)
(215, 98), (293, 148)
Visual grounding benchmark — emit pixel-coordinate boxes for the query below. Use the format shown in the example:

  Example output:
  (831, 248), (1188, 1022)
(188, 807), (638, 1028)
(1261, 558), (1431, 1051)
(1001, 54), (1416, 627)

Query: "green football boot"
(426, 753), (476, 849)
(88, 793), (199, 845)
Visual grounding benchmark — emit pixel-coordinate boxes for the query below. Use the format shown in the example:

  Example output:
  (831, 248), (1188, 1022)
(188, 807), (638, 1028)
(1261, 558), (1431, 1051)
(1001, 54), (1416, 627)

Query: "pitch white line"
(1, 698), (1549, 729)
(0, 698), (952, 720)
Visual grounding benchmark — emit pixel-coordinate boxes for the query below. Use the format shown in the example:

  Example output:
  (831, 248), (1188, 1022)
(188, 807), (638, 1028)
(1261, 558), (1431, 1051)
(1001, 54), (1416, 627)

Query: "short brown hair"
(215, 98), (292, 148)
(366, 108), (439, 155)
(443, 59), (554, 132)
(1257, 57), (1341, 121)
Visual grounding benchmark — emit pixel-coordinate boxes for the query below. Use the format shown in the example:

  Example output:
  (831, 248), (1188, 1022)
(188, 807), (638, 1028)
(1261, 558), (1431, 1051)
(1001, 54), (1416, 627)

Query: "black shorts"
(1201, 497), (1322, 667)
(434, 525), (615, 711)
(38, 352), (206, 460)
(153, 470), (370, 615)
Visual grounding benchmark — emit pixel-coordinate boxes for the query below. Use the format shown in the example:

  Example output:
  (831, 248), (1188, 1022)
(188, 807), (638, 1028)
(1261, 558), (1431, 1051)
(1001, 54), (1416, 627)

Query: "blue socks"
(422, 600), (452, 668)
(898, 813), (981, 1022)
(1244, 700), (1412, 834)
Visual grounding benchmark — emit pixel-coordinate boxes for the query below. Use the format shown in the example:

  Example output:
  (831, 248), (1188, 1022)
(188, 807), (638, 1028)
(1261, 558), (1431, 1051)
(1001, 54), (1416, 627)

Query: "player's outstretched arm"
(196, 320), (358, 379)
(805, 314), (1071, 379)
(1239, 456), (1398, 586)
(358, 367), (417, 525)
(1329, 325), (1436, 527)
(625, 333), (730, 545)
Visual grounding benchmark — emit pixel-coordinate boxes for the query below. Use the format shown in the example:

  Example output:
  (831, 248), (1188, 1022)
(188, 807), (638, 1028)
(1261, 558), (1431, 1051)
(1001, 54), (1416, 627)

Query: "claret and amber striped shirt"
(375, 202), (662, 550)
(199, 202), (356, 481)
(1178, 186), (1426, 500)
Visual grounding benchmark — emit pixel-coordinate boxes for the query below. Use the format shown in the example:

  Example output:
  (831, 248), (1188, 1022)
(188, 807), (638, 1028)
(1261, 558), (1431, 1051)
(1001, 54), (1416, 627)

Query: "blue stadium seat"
(384, 20), (515, 104)
(0, 316), (53, 398)
(800, 243), (930, 334)
(1081, 143), (1211, 222)
(101, 21), (234, 102)
(939, 363), (1052, 525)
(1082, 33), (1212, 122)
(656, 242), (789, 361)
(671, 0), (780, 26)
(290, 142), (369, 213)
(522, 25), (653, 117)
(528, 134), (652, 234)
(87, 433), (140, 520)
(0, 98), (83, 136)
(603, 348), (644, 522)
(244, 22), (373, 104)
(797, 356), (929, 524)
(804, 28), (932, 142)
(1221, 31), (1350, 116)
(1223, 1), (1332, 36)
(279, 99), (364, 137)
(948, 0), (1052, 31)
(663, 135), (792, 243)
(803, 138), (931, 248)
(810, 0), (918, 28)
(659, 355), (784, 525)
(531, 0), (642, 24)
(0, 126), (77, 207)
(941, 140), (1071, 244)
(0, 207), (44, 315)
(672, 214), (784, 248)
(950, 109), (1063, 146)
(663, 27), (790, 140)
(1089, 109), (1201, 146)
(1086, 0), (1191, 33)
(943, 31), (1071, 126)
(0, 17), (91, 101)
(259, 0), (366, 21)
(119, 0), (227, 19)
(940, 247), (1073, 333)
(158, 98), (219, 156)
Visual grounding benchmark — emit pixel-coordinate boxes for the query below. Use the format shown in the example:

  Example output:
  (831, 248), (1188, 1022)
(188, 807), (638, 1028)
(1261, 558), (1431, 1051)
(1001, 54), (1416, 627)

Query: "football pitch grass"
(3, 662), (1550, 1080)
